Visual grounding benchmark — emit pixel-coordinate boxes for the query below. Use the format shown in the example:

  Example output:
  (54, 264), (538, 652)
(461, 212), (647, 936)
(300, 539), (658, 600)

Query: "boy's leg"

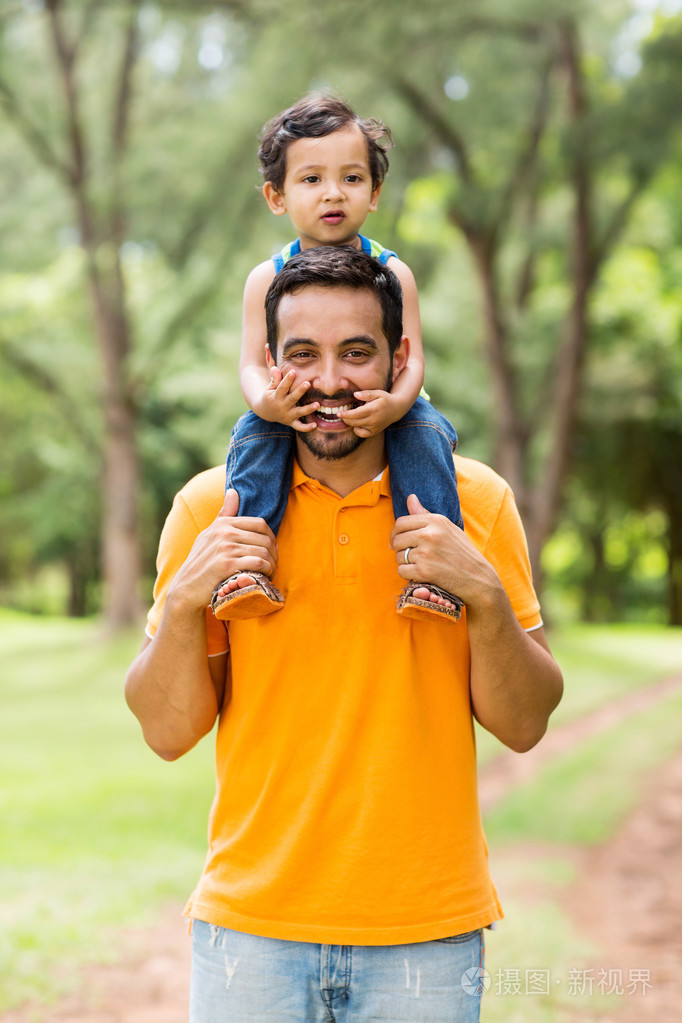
(386, 398), (464, 624)
(212, 413), (294, 622)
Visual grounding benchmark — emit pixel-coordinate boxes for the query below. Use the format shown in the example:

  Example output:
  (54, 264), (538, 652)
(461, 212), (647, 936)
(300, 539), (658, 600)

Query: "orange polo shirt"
(146, 455), (541, 945)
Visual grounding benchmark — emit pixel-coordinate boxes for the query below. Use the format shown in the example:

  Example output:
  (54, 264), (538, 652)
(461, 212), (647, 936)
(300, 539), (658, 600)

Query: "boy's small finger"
(275, 370), (297, 392)
(339, 406), (361, 420)
(289, 380), (312, 400)
(295, 400), (320, 416)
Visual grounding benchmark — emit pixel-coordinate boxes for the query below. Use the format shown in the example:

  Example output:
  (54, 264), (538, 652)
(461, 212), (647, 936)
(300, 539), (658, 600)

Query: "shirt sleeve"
(482, 484), (543, 631)
(145, 490), (230, 657)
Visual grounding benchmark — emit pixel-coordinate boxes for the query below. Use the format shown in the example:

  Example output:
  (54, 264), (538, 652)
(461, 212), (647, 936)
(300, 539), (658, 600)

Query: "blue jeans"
(225, 398), (463, 533)
(190, 920), (485, 1022)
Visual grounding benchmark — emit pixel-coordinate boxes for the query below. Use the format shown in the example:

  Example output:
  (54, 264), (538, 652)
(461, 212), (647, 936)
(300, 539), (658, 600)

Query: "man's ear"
(263, 182), (287, 216)
(265, 345), (275, 371)
(392, 335), (410, 384)
(368, 181), (383, 213)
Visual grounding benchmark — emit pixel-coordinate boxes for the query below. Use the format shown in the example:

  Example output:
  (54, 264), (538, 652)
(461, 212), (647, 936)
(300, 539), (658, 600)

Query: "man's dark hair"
(258, 92), (393, 192)
(265, 246), (403, 360)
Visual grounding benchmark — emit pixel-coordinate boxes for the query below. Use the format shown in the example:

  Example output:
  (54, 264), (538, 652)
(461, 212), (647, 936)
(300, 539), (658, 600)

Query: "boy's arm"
(240, 261), (319, 430)
(341, 259), (426, 437)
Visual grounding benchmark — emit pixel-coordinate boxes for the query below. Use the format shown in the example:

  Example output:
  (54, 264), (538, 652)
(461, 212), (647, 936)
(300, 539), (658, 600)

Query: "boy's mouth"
(322, 211), (345, 225)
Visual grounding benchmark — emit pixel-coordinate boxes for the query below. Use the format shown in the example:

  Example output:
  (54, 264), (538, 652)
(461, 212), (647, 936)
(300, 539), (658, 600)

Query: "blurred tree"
(1, 0), (146, 625)
(578, 225), (682, 623)
(0, 0), (298, 625)
(2, 0), (681, 625)
(373, 3), (682, 589)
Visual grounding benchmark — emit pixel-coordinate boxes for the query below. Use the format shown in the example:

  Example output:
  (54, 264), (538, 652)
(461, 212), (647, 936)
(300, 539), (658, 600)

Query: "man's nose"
(314, 356), (347, 394)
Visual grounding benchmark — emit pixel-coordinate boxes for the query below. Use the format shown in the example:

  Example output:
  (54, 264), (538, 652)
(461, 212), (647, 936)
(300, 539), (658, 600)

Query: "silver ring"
(404, 547), (412, 565)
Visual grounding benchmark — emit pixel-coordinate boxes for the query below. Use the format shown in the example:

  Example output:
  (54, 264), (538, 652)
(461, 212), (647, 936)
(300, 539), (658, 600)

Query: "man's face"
(270, 285), (405, 463)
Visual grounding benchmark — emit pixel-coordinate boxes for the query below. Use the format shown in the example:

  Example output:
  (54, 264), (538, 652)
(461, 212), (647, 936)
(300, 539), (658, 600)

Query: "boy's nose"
(323, 180), (344, 201)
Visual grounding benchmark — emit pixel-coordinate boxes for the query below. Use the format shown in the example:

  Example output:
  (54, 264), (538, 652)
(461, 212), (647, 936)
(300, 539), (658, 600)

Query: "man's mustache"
(297, 389), (360, 407)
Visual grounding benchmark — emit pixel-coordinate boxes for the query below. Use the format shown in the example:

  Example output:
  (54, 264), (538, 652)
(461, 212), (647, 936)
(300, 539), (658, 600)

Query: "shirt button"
(338, 534), (350, 545)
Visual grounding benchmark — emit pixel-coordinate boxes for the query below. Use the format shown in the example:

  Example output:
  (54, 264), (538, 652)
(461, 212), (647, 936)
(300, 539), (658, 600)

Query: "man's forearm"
(467, 585), (563, 753)
(124, 597), (223, 761)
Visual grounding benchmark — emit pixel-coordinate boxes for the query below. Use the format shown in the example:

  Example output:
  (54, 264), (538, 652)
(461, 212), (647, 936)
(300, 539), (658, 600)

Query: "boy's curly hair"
(258, 93), (393, 191)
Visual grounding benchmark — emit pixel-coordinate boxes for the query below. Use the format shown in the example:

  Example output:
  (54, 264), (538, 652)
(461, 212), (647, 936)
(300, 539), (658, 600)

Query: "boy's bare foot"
(396, 582), (464, 623)
(214, 573), (259, 600)
(408, 586), (460, 610)
(211, 572), (285, 622)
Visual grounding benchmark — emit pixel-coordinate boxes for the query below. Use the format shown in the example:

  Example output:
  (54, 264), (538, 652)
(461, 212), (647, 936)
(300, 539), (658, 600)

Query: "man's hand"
(390, 494), (498, 605)
(167, 489), (279, 612)
(259, 367), (320, 432)
(340, 389), (403, 437)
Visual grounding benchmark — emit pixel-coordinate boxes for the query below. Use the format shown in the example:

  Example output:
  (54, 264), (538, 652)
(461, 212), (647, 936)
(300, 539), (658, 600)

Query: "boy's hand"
(340, 389), (404, 437)
(260, 368), (320, 432)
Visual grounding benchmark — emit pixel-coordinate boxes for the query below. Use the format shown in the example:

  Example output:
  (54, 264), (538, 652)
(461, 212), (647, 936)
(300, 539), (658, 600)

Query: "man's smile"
(316, 402), (353, 421)
(299, 390), (360, 428)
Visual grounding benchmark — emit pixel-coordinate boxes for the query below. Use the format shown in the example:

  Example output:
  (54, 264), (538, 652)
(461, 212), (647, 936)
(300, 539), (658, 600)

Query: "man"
(125, 246), (563, 1023)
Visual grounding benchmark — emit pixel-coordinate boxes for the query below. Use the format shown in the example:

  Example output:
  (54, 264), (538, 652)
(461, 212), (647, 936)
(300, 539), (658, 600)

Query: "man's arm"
(124, 489), (278, 761)
(390, 494), (563, 753)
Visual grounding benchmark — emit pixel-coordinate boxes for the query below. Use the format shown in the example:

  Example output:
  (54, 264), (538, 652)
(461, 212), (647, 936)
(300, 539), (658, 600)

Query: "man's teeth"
(318, 404), (351, 416)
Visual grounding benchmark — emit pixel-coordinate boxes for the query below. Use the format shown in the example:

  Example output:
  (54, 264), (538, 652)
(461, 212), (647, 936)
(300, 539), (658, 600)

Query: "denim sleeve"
(385, 397), (463, 527)
(225, 412), (295, 535)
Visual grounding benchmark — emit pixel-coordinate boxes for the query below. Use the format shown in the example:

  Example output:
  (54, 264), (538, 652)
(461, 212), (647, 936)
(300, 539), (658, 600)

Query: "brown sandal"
(211, 572), (285, 621)
(396, 582), (464, 623)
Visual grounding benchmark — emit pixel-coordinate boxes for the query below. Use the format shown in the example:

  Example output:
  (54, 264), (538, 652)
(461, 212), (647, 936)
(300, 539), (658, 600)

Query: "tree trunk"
(86, 249), (142, 628)
(524, 17), (594, 590)
(45, 0), (143, 628)
(665, 496), (682, 626)
(466, 234), (529, 514)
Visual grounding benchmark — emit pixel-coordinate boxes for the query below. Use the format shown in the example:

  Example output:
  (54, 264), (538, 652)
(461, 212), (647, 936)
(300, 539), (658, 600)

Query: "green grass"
(1, 612), (680, 1016)
(548, 623), (682, 723)
(477, 623), (682, 1021)
(0, 611), (215, 1010)
(483, 688), (682, 845)
(475, 622), (682, 765)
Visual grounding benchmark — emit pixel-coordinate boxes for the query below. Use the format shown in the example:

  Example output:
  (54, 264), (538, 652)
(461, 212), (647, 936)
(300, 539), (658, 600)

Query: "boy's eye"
(302, 175), (320, 184)
(345, 174), (363, 183)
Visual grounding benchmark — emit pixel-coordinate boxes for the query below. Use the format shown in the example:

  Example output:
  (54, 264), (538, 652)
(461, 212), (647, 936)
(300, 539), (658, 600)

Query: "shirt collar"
(291, 460), (391, 497)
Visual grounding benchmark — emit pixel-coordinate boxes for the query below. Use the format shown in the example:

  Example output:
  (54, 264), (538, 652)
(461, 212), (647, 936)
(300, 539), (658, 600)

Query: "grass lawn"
(1, 612), (681, 1016)
(0, 610), (215, 1010)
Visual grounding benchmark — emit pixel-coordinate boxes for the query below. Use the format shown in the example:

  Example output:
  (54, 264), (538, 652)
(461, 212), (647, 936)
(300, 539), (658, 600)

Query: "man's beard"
(296, 388), (365, 461)
(298, 425), (365, 461)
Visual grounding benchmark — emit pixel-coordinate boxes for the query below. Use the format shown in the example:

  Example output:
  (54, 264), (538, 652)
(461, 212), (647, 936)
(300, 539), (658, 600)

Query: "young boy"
(212, 93), (464, 623)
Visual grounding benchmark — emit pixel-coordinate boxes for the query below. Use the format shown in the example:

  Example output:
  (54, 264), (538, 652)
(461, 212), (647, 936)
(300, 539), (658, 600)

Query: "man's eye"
(345, 350), (370, 360)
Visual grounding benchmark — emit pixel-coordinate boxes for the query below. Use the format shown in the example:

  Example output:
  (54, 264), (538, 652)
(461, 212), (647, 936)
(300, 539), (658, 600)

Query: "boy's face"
(263, 125), (382, 250)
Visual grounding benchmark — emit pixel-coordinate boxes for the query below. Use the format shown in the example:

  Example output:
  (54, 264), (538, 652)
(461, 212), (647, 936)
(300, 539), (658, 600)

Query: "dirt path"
(4, 674), (681, 1022)
(1, 905), (192, 1023)
(565, 745), (682, 1021)
(477, 671), (682, 811)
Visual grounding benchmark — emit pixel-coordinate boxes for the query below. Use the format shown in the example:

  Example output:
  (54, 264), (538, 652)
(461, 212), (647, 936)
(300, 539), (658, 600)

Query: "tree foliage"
(1, 0), (680, 624)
